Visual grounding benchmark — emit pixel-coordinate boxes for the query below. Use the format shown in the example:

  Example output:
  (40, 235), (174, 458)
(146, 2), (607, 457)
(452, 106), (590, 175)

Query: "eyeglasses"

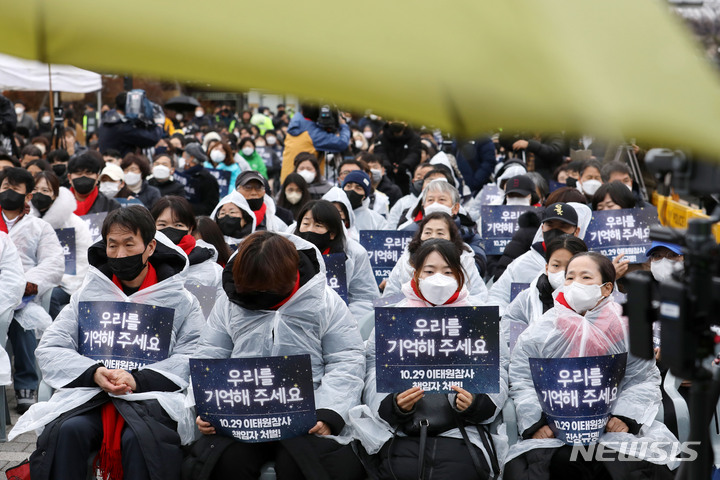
(239, 184), (265, 193)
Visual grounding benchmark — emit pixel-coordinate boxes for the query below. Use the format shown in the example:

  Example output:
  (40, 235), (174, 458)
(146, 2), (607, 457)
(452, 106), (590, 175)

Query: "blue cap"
(646, 241), (683, 257)
(342, 170), (372, 197)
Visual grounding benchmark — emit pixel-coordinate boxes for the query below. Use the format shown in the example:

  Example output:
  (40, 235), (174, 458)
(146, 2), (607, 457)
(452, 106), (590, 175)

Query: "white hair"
(424, 178), (460, 205)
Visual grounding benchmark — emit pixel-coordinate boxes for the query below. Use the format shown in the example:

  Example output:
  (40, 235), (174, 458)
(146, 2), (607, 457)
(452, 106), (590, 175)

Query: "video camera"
(125, 89), (160, 128)
(624, 148), (720, 479)
(317, 105), (339, 133)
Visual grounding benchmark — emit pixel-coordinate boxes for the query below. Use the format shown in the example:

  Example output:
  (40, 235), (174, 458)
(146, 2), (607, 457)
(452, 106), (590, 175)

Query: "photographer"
(280, 103), (351, 183)
(98, 92), (163, 157)
(373, 120), (423, 195)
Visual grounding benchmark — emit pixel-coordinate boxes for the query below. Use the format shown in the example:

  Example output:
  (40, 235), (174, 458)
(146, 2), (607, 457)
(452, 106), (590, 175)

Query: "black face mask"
(410, 180), (423, 197)
(345, 190), (364, 210)
(246, 197), (264, 211)
(299, 230), (332, 252)
(31, 192), (53, 213)
(52, 163), (67, 177)
(0, 190), (26, 212)
(72, 176), (97, 195)
(107, 250), (148, 282)
(217, 216), (245, 238)
(160, 227), (188, 245)
(542, 228), (569, 245)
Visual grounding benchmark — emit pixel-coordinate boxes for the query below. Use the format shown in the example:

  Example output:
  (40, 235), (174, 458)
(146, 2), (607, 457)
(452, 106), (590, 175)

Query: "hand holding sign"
(532, 425), (555, 440)
(612, 253), (630, 279)
(396, 386), (425, 412)
(308, 421), (331, 436)
(196, 416), (216, 436)
(451, 385), (474, 412)
(605, 416), (629, 433)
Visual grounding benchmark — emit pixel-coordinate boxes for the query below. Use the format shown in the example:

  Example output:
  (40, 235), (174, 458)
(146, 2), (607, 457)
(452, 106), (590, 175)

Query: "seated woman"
(185, 231), (367, 480)
(501, 235), (587, 349)
(193, 216), (231, 267)
(591, 181), (637, 211)
(295, 152), (334, 200)
(276, 172), (311, 221)
(382, 212), (488, 304)
(151, 196), (224, 318)
(505, 252), (676, 480)
(294, 200), (379, 325)
(210, 191), (257, 247)
(358, 239), (508, 480)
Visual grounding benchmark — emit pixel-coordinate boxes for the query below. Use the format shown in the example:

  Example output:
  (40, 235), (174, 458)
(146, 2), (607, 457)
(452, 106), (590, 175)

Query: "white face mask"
(580, 179), (602, 196)
(363, 131), (373, 139)
(285, 191), (302, 205)
(419, 273), (459, 306)
(41, 115), (51, 124)
(355, 140), (365, 150)
(424, 201), (453, 216)
(563, 281), (606, 314)
(210, 150), (226, 163)
(152, 165), (171, 180)
(650, 258), (682, 282)
(99, 181), (121, 198)
(15, 107), (24, 116)
(242, 147), (255, 156)
(177, 156), (186, 170)
(297, 169), (316, 184)
(625, 183), (633, 192)
(195, 109), (204, 118)
(505, 195), (531, 206)
(175, 113), (184, 121)
(124, 172), (142, 186)
(266, 136), (277, 145)
(370, 168), (383, 183)
(547, 270), (565, 290)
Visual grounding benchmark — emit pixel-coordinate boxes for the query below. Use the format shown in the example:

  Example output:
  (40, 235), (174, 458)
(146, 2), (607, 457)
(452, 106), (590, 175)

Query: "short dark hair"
(408, 212), (469, 256)
(195, 216), (231, 266)
(294, 200), (345, 251)
(544, 186), (586, 206)
(121, 153), (151, 179)
(101, 205), (156, 246)
(20, 145), (42, 158)
(423, 166), (454, 186)
(232, 231), (299, 294)
(115, 92), (127, 111)
(0, 167), (34, 194)
(410, 238), (466, 290)
(300, 104), (320, 120)
(591, 181), (636, 210)
(152, 152), (175, 168)
(47, 149), (70, 164)
(26, 159), (52, 172)
(68, 151), (104, 175)
(357, 152), (382, 167)
(294, 152), (320, 175)
(553, 164), (571, 182)
(339, 159), (369, 174)
(414, 162), (433, 176)
(568, 251), (616, 285)
(0, 154), (21, 168)
(579, 160), (602, 177)
(545, 234), (588, 262)
(238, 137), (255, 149)
(601, 161), (633, 182)
(33, 171), (60, 197)
(104, 149), (122, 159)
(150, 195), (197, 231)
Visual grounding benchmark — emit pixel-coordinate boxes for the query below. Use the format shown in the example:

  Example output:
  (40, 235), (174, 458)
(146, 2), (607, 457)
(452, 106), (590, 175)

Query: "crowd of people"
(0, 92), (697, 480)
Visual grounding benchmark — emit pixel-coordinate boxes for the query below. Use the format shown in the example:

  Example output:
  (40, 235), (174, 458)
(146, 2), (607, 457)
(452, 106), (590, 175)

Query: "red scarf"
(253, 202), (267, 226)
(271, 271), (301, 310)
(322, 247), (331, 255)
(112, 263), (158, 292)
(177, 235), (197, 256)
(413, 210), (424, 222)
(94, 402), (125, 480)
(410, 278), (460, 306)
(0, 210), (7, 233)
(72, 186), (99, 216)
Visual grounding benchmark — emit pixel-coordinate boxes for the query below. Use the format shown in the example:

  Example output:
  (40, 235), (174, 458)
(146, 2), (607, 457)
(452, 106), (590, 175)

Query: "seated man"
(68, 151), (122, 215)
(11, 206), (205, 480)
(341, 171), (388, 231)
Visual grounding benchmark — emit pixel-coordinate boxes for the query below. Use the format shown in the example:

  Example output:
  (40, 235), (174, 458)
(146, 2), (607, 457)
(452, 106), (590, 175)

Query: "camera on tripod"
(317, 105), (339, 133)
(53, 106), (64, 125)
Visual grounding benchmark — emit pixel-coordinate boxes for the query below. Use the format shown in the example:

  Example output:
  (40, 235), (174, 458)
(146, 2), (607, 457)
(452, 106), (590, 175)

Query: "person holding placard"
(382, 212), (488, 304)
(505, 252), (676, 479)
(186, 231), (366, 480)
(29, 171), (92, 319)
(356, 239), (507, 480)
(501, 235), (588, 351)
(10, 206), (205, 480)
(151, 196), (224, 319)
(294, 199), (379, 323)
(488, 201), (592, 314)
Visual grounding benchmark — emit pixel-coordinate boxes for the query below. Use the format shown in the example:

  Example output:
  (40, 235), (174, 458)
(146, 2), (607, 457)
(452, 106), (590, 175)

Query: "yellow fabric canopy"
(3, 0), (720, 158)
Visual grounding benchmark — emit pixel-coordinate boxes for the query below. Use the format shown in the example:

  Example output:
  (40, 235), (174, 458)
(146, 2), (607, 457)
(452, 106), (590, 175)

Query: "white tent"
(0, 53), (101, 93)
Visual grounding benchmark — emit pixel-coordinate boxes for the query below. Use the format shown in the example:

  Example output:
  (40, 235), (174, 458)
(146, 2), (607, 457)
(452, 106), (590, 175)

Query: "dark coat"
(175, 165), (220, 216)
(98, 110), (163, 156)
(456, 137), (498, 195)
(491, 211), (541, 282)
(87, 191), (121, 215)
(135, 180), (162, 209)
(373, 128), (422, 195)
(148, 177), (187, 198)
(375, 175), (403, 208)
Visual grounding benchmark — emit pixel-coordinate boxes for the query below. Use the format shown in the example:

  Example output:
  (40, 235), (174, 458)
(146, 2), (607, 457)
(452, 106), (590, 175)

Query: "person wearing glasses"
(231, 171), (291, 233)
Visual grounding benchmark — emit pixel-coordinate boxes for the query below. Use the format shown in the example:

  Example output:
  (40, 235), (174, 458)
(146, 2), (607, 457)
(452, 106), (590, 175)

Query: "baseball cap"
(100, 163), (124, 182)
(542, 202), (578, 226)
(646, 241), (683, 257)
(235, 170), (266, 189)
(504, 175), (535, 197)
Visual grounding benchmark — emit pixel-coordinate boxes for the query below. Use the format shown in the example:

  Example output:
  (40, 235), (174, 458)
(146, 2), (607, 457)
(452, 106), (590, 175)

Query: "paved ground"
(0, 388), (37, 474)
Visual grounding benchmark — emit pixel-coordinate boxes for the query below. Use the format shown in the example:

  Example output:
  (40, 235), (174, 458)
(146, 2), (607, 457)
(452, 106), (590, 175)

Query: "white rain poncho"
(210, 190), (289, 238)
(184, 238), (224, 320)
(349, 319), (510, 465)
(210, 190), (258, 246)
(382, 248), (488, 305)
(500, 273), (545, 352)
(0, 231), (24, 361)
(8, 213), (65, 333)
(507, 294), (679, 469)
(9, 232), (205, 444)
(487, 202), (592, 314)
(322, 187), (359, 241)
(29, 186), (92, 296)
(192, 233), (366, 437)
(343, 238), (381, 322)
(353, 196), (389, 232)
